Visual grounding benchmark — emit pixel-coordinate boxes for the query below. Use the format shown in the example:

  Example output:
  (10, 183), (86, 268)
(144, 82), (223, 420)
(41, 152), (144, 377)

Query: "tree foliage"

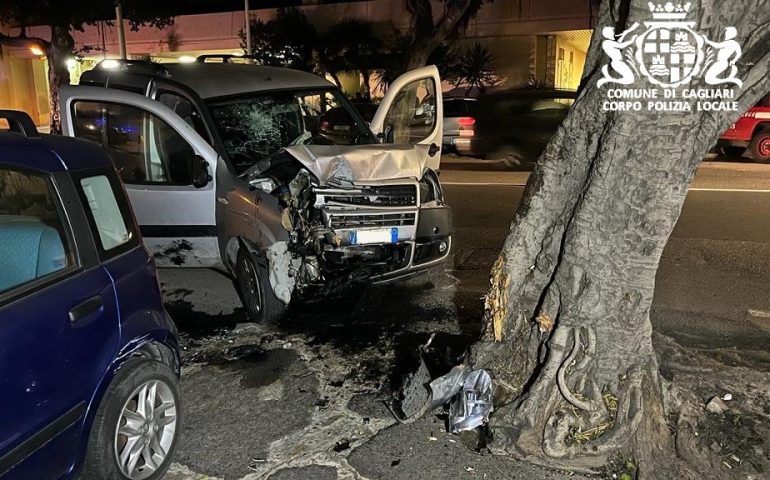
(317, 19), (382, 98)
(0, 0), (174, 131)
(240, 7), (317, 72)
(242, 9), (386, 99)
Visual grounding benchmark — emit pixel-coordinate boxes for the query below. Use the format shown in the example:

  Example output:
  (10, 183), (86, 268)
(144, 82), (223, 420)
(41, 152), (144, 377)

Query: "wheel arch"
(71, 334), (179, 478)
(751, 122), (770, 138)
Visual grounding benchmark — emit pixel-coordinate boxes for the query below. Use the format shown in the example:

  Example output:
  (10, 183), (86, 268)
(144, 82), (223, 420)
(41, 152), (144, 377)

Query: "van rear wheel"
(749, 129), (770, 164)
(235, 247), (286, 324)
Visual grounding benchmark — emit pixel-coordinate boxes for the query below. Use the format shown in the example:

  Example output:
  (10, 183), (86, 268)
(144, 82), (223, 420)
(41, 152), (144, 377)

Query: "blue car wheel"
(81, 358), (181, 480)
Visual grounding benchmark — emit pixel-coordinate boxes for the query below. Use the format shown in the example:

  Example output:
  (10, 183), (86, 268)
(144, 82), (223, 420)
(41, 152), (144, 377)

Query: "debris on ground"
(389, 333), (495, 449)
(332, 439), (351, 452)
(449, 369), (493, 433)
(705, 396), (729, 414)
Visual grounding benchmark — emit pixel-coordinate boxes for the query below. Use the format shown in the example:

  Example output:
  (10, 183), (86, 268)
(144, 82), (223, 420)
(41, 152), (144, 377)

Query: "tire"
(81, 358), (181, 480)
(748, 129), (770, 164)
(234, 246), (287, 324)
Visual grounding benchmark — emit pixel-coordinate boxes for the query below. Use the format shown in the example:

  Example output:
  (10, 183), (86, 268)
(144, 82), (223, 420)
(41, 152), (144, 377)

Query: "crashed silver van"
(59, 58), (452, 323)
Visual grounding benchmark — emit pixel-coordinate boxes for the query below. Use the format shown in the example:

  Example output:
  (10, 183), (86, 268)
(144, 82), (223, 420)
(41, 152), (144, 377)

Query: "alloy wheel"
(114, 380), (177, 479)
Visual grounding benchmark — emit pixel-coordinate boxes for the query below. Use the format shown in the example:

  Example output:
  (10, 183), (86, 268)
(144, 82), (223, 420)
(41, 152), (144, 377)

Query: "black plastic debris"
(388, 334), (494, 446)
(333, 439), (350, 452)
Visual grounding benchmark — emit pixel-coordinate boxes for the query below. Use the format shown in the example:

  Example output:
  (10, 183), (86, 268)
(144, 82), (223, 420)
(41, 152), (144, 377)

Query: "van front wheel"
(235, 247), (286, 324)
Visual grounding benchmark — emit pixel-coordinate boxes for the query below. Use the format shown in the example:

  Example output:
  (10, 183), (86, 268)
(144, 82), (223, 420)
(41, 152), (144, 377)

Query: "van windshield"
(208, 88), (377, 173)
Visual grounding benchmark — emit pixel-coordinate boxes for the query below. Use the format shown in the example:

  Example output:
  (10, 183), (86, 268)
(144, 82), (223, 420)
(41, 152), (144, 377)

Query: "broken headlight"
(419, 169), (444, 204)
(250, 177), (278, 193)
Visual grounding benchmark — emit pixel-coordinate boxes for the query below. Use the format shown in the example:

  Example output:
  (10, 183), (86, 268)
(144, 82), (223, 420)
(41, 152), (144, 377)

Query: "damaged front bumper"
(312, 178), (453, 285)
(248, 150), (454, 303)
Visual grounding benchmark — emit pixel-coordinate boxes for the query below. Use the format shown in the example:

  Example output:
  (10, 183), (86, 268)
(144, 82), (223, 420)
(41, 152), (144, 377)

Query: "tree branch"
(0, 31), (51, 53)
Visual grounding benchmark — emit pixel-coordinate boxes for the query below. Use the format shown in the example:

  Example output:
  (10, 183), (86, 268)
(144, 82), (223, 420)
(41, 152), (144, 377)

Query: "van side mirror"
(192, 155), (211, 188)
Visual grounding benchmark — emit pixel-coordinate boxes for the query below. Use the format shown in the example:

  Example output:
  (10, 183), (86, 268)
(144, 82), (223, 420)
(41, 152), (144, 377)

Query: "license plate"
(333, 125), (350, 131)
(350, 228), (398, 245)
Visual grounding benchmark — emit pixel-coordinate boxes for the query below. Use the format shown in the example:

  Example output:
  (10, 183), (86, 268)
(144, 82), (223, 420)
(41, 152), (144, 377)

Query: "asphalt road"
(446, 183), (770, 366)
(160, 161), (770, 480)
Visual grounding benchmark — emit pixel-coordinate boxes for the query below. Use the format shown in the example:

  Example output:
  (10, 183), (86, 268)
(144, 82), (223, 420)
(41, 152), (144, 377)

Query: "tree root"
(485, 324), (683, 478)
(556, 328), (600, 413)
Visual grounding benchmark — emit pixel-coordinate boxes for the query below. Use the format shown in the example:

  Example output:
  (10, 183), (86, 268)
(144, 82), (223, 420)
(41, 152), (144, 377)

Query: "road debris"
(333, 439), (351, 452)
(705, 396), (729, 414)
(389, 333), (495, 448)
(449, 369), (493, 433)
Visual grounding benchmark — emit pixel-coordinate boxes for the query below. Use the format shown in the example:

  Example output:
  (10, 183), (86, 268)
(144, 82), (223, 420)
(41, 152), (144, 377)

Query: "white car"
(60, 57), (452, 323)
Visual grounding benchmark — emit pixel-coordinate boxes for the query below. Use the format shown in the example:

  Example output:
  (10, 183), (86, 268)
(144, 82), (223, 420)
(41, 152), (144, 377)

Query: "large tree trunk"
(471, 1), (770, 477)
(46, 25), (73, 134)
(403, 0), (477, 71)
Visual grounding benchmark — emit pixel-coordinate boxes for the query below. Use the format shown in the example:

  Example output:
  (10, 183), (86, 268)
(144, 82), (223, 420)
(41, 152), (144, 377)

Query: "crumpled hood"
(283, 143), (429, 184)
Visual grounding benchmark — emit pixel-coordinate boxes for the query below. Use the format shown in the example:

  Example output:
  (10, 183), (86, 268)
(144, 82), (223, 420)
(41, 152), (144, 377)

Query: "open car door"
(370, 65), (443, 171)
(59, 85), (221, 267)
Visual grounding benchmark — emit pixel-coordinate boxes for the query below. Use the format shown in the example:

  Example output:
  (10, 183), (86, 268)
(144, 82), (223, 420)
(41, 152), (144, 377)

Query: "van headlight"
(419, 169), (444, 204)
(249, 177), (277, 193)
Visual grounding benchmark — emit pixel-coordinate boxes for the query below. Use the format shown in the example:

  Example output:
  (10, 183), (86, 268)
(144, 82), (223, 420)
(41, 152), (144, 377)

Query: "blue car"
(0, 111), (181, 480)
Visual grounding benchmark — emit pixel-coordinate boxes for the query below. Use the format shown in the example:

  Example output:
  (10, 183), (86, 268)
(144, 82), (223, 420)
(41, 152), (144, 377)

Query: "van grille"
(316, 185), (417, 207)
(329, 213), (416, 229)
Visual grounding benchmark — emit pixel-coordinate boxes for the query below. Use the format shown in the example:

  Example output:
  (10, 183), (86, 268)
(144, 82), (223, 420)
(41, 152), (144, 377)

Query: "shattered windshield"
(208, 89), (377, 173)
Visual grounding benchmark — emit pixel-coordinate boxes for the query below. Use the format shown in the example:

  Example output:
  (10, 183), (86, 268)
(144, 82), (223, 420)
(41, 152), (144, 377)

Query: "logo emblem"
(598, 2), (743, 89)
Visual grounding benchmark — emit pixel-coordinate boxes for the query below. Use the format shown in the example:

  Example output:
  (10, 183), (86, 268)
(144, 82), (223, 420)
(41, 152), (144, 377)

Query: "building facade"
(0, 0), (594, 125)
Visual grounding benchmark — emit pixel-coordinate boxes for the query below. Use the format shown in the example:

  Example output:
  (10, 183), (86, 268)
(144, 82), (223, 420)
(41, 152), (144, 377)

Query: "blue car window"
(79, 175), (133, 251)
(0, 167), (75, 294)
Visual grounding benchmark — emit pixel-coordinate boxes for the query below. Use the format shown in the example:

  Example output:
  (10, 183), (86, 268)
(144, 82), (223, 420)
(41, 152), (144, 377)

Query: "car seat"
(0, 216), (66, 292)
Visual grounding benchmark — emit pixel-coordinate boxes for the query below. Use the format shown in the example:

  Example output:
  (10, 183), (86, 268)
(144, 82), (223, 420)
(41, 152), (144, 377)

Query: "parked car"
(442, 97), (479, 155)
(472, 88), (577, 167)
(60, 57), (451, 324)
(0, 111), (181, 480)
(717, 93), (770, 163)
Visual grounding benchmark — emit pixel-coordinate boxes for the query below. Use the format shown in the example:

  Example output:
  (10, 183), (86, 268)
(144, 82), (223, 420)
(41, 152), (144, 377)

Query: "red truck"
(718, 94), (770, 163)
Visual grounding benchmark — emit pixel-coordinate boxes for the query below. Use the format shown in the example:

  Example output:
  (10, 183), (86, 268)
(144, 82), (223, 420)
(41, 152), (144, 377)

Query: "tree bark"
(46, 25), (74, 134)
(361, 68), (372, 100)
(471, 1), (770, 477)
(403, 0), (478, 71)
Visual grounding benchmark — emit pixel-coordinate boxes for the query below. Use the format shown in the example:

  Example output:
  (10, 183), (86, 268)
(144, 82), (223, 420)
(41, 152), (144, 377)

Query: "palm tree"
(453, 42), (499, 95)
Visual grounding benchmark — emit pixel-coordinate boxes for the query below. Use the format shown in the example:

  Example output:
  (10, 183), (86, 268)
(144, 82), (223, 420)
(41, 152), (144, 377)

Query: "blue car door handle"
(68, 296), (103, 323)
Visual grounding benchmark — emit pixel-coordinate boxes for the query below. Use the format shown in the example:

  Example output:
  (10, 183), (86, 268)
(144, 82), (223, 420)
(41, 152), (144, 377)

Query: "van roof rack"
(195, 54), (259, 64)
(94, 59), (170, 78)
(0, 110), (40, 138)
